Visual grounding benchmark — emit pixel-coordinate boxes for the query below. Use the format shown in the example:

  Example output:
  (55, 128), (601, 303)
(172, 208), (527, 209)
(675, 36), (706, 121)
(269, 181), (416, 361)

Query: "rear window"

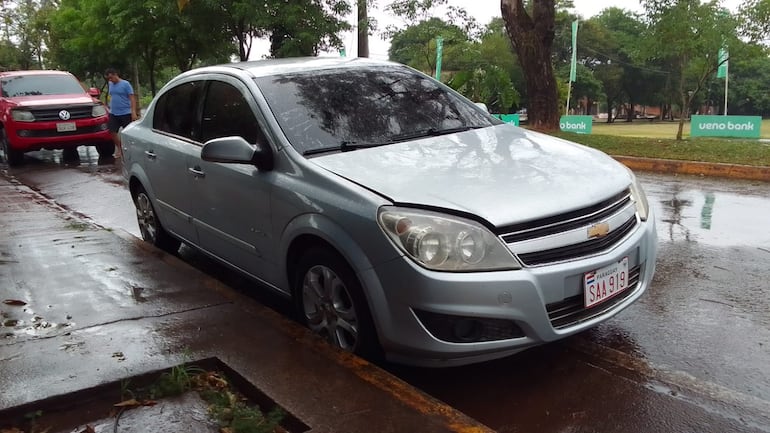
(254, 66), (494, 155)
(1, 74), (86, 97)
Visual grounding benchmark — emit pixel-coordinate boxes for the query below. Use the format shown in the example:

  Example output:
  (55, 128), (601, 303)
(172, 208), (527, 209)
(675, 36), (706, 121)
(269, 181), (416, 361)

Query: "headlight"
(378, 207), (521, 272)
(91, 104), (107, 117)
(11, 110), (34, 122)
(627, 169), (650, 221)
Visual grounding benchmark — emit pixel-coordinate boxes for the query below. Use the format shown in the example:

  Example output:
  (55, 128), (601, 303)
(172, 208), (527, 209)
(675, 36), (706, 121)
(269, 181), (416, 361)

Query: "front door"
(188, 78), (280, 288)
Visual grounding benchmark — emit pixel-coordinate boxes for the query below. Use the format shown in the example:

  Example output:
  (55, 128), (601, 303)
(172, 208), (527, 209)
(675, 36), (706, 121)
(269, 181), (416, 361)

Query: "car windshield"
(1, 75), (86, 97)
(254, 66), (496, 155)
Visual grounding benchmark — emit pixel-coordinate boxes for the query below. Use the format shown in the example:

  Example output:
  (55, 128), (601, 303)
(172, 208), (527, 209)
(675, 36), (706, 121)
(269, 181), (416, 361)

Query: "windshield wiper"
(302, 140), (389, 156)
(389, 125), (482, 142)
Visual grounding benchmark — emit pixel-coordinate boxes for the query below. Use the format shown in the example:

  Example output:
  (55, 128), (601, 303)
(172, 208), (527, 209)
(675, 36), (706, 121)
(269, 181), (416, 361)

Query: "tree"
(358, 0), (368, 57)
(642, 0), (739, 140)
(267, 0), (351, 58)
(47, 0), (123, 79)
(740, 0), (770, 43)
(388, 17), (471, 76)
(501, 0), (559, 131)
(711, 40), (770, 116)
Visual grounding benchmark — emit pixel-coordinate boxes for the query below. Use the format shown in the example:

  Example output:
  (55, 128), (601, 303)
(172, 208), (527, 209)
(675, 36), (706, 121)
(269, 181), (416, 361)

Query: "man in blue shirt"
(105, 67), (138, 157)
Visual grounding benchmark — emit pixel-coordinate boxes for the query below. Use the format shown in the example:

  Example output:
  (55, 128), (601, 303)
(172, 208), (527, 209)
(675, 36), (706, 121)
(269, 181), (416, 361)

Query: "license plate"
(584, 257), (629, 308)
(56, 122), (76, 132)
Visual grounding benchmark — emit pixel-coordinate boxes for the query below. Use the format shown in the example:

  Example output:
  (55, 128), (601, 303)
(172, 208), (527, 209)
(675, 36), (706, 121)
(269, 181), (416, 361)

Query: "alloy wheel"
(135, 192), (158, 244)
(302, 264), (359, 351)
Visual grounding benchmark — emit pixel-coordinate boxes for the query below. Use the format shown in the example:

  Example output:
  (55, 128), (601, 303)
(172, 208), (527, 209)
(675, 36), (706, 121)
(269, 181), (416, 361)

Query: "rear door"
(143, 80), (205, 245)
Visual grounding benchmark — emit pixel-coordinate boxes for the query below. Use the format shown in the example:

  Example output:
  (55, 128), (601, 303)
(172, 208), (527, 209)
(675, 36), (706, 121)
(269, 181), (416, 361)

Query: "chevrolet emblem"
(587, 222), (610, 239)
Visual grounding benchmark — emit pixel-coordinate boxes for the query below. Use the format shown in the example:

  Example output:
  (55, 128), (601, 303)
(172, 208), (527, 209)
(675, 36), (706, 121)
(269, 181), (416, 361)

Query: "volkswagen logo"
(58, 110), (71, 121)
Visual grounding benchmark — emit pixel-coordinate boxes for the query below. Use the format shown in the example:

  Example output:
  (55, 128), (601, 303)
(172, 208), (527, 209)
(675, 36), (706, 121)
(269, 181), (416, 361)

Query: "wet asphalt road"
(3, 148), (769, 432)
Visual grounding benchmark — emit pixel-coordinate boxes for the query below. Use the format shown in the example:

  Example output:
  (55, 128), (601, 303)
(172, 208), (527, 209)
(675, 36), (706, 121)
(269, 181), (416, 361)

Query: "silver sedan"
(122, 58), (657, 367)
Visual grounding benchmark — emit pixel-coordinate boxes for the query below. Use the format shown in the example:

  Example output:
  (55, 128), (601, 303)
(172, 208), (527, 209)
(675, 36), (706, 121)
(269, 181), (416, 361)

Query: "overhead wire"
(579, 45), (671, 75)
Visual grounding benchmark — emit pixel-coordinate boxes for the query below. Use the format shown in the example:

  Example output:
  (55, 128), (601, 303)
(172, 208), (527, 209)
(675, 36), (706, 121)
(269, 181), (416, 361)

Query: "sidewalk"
(0, 175), (493, 433)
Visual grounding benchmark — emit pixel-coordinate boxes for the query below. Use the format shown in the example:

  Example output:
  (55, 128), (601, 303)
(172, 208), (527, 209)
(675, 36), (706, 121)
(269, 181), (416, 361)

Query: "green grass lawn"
(590, 119), (770, 139)
(547, 119), (770, 167)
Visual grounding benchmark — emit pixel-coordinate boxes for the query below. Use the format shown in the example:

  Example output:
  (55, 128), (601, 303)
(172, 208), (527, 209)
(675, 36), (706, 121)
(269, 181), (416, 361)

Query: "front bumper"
(362, 212), (657, 367)
(6, 117), (112, 151)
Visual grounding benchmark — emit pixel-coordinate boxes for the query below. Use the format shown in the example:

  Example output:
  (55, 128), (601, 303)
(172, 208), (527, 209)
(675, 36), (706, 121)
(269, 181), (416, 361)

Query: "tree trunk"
(501, 0), (559, 131)
(677, 86), (687, 140)
(357, 0), (369, 58)
(132, 62), (142, 111)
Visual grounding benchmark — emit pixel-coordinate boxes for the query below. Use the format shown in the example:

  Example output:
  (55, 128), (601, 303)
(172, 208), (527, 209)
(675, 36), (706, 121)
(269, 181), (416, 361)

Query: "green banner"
(717, 48), (728, 79)
(560, 115), (592, 134)
(570, 20), (578, 82)
(690, 115), (761, 138)
(493, 113), (520, 126)
(435, 37), (444, 80)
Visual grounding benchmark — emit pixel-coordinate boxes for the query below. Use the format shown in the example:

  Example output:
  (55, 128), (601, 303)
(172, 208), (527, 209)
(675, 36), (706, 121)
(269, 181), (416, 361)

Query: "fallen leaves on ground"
(194, 371), (229, 390)
(114, 398), (157, 408)
(2, 300), (26, 306)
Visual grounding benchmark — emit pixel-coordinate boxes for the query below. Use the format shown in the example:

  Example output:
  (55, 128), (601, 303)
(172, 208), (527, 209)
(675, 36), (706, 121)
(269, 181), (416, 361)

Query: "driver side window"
(200, 80), (265, 145)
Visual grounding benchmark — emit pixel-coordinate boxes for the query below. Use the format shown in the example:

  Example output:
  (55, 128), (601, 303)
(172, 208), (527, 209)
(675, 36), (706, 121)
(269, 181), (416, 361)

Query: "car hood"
(4, 94), (96, 107)
(310, 124), (632, 227)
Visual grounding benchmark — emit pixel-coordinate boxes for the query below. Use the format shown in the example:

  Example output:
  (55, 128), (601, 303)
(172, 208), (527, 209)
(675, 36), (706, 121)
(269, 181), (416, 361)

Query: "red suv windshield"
(1, 75), (86, 97)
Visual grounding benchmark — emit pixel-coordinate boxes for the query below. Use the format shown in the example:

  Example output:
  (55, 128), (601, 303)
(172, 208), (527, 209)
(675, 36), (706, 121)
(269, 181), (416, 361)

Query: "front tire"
(1, 129), (24, 167)
(134, 186), (181, 254)
(294, 246), (381, 360)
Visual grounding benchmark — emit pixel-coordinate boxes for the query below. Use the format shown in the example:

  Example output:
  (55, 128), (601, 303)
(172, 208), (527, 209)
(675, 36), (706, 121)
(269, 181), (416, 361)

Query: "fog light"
(414, 309), (524, 343)
(98, 123), (109, 131)
(17, 130), (30, 137)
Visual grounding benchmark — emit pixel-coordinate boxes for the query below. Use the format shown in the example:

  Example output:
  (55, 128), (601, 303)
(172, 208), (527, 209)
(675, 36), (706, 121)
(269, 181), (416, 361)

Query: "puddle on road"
(640, 173), (770, 248)
(1, 302), (75, 339)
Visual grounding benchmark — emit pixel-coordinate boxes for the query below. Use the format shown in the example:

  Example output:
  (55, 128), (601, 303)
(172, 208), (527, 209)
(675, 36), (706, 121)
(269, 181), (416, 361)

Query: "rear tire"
(96, 142), (115, 158)
(293, 246), (381, 360)
(1, 129), (24, 167)
(133, 185), (181, 254)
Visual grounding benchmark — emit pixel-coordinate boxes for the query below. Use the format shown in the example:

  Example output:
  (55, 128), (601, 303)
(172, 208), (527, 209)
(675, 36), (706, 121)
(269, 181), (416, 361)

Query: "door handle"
(188, 167), (206, 178)
(144, 150), (157, 160)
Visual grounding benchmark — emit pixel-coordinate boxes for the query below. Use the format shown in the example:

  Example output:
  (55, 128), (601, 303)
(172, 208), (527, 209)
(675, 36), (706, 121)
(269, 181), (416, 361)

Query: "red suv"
(0, 70), (114, 166)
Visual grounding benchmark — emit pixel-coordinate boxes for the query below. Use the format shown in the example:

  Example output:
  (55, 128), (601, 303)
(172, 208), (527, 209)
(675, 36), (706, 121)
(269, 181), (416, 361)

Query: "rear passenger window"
(153, 81), (203, 140)
(200, 81), (262, 144)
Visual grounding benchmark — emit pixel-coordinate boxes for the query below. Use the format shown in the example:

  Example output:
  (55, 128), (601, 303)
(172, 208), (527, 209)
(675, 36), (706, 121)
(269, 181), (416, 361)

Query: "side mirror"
(474, 102), (489, 113)
(88, 87), (100, 97)
(201, 136), (274, 171)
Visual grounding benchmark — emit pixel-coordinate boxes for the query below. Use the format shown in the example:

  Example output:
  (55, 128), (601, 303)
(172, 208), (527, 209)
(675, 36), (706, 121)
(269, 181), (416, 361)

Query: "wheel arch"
(281, 214), (378, 296)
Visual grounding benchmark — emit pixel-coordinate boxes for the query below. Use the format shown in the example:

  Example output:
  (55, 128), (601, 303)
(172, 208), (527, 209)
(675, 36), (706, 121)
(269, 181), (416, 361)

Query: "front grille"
(497, 188), (640, 266)
(517, 217), (638, 266)
(19, 124), (107, 138)
(30, 106), (94, 121)
(546, 264), (641, 330)
(499, 189), (632, 243)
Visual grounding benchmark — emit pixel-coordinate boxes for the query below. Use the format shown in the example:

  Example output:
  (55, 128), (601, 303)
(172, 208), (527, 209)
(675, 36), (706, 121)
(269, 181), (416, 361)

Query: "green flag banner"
(717, 48), (728, 79)
(435, 37), (444, 81)
(569, 20), (578, 82)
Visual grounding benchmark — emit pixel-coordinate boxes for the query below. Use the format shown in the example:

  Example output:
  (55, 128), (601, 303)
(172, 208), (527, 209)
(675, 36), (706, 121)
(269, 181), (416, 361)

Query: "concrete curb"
(613, 156), (770, 182)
